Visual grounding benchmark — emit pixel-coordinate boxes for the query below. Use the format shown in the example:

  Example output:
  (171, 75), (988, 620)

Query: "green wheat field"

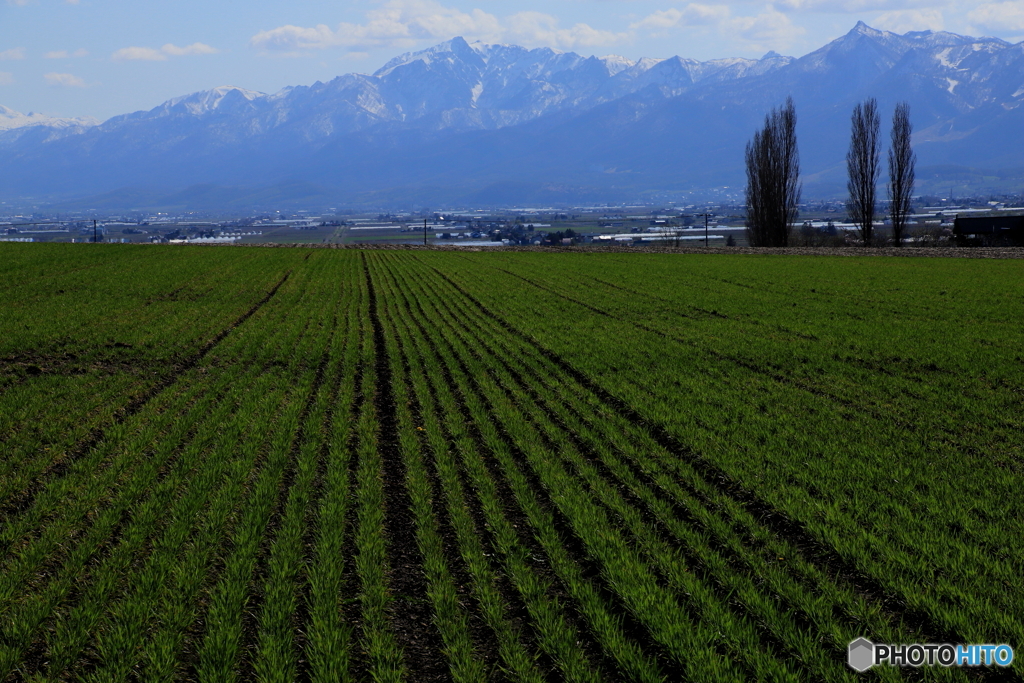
(1, 244), (1021, 682)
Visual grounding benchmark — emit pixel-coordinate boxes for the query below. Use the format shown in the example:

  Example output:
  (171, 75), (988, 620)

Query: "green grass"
(0, 242), (1021, 681)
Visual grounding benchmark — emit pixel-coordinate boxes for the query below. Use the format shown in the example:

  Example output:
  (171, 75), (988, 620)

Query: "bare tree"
(745, 97), (801, 247)
(888, 102), (915, 247)
(847, 98), (880, 246)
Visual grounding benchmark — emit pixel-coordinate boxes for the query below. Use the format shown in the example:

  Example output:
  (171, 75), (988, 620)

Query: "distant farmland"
(1, 244), (1021, 682)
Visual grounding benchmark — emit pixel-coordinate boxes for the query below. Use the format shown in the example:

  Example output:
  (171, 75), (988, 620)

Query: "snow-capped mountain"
(3, 23), (1024, 207)
(76, 36), (790, 140)
(0, 105), (98, 132)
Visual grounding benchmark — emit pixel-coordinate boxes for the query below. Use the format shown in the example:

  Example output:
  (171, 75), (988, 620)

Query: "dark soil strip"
(427, 265), (971, 648)
(0, 270), (293, 525)
(393, 295), (552, 682)
(363, 255), (450, 682)
(388, 307), (504, 678)
(339, 361), (368, 680)
(0, 354), (144, 399)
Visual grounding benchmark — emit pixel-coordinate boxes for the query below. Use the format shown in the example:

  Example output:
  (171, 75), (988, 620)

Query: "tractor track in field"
(427, 263), (972, 649)
(364, 255), (450, 683)
(0, 270), (293, 528)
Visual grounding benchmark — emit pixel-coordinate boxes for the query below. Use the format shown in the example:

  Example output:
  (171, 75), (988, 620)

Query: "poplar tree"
(745, 97), (801, 247)
(847, 98), (880, 246)
(888, 102), (916, 246)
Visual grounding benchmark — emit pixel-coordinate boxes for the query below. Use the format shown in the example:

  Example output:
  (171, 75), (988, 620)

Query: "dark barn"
(953, 213), (1024, 246)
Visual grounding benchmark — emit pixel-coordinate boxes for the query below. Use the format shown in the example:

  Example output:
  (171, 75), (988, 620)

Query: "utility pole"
(93, 219), (97, 243)
(705, 213), (709, 248)
(423, 218), (427, 246)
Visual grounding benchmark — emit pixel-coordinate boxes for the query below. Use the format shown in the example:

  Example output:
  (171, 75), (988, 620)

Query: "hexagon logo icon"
(848, 638), (875, 672)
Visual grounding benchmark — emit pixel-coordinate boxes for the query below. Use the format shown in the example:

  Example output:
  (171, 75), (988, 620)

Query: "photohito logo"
(848, 638), (1015, 672)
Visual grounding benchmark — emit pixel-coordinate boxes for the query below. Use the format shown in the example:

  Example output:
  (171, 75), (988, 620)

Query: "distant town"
(2, 193), (1022, 248)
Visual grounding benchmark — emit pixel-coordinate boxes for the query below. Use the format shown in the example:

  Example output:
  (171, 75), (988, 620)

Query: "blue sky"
(2, 0), (1023, 121)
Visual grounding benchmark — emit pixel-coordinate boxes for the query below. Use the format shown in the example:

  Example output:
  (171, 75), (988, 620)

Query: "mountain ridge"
(3, 23), (1024, 208)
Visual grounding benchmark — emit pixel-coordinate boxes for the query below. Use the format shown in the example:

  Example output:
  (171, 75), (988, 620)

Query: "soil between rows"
(364, 255), (451, 683)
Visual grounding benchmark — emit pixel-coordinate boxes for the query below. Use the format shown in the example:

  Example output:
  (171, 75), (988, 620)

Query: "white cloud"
(0, 47), (26, 60)
(6, 0), (32, 5)
(630, 4), (802, 50)
(505, 12), (627, 48)
(160, 42), (219, 56)
(253, 25), (339, 51)
(968, 2), (1024, 32)
(112, 46), (166, 61)
(631, 5), (730, 31)
(0, 72), (13, 85)
(112, 43), (218, 62)
(44, 71), (85, 87)
(873, 8), (945, 33)
(251, 0), (624, 52)
(44, 48), (89, 59)
(776, 0), (939, 11)
(728, 8), (806, 48)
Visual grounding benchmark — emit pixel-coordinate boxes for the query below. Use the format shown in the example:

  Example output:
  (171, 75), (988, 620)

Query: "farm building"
(953, 212), (1024, 245)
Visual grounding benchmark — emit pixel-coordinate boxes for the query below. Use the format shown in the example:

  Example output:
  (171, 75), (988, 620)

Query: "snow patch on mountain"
(598, 54), (634, 76)
(164, 86), (266, 116)
(937, 48), (956, 69)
